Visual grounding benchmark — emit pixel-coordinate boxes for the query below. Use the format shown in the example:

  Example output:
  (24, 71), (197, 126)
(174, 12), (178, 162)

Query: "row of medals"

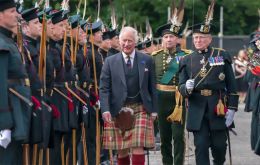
(165, 53), (207, 77)
(199, 55), (225, 78)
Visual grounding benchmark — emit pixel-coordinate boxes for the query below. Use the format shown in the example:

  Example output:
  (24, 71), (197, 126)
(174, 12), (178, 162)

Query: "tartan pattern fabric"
(102, 104), (155, 150)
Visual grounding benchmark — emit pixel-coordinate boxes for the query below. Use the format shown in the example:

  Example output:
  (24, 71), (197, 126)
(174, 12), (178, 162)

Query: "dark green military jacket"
(48, 39), (70, 132)
(87, 44), (104, 84)
(152, 48), (192, 86)
(23, 35), (43, 144)
(76, 45), (90, 86)
(75, 45), (91, 126)
(23, 35), (42, 93)
(179, 46), (239, 131)
(52, 38), (80, 130)
(0, 27), (32, 141)
(107, 47), (120, 57)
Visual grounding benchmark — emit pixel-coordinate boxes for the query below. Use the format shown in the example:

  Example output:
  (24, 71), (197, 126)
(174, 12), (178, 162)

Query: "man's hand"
(151, 113), (158, 121)
(102, 111), (112, 123)
(0, 129), (11, 149)
(185, 79), (195, 91)
(94, 100), (100, 110)
(225, 109), (235, 127)
(89, 90), (100, 110)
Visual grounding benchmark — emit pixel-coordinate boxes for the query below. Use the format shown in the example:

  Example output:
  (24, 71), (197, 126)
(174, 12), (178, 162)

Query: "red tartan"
(102, 105), (155, 150)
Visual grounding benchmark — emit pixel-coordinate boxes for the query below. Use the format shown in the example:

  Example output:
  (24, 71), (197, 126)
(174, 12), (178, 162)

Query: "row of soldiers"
(1, 0), (259, 165)
(0, 0), (236, 165)
(0, 0), (124, 164)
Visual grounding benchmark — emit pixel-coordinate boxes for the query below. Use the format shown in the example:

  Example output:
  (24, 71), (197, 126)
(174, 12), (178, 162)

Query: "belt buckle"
(25, 78), (30, 87)
(201, 89), (212, 96)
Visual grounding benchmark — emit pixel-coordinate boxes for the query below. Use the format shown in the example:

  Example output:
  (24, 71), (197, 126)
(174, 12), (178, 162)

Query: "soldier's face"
(162, 33), (178, 50)
(51, 20), (66, 41)
(111, 36), (120, 49)
(193, 33), (212, 50)
(28, 18), (42, 38)
(0, 7), (19, 32)
(93, 30), (103, 44)
(72, 28), (86, 45)
(79, 28), (87, 44)
(119, 31), (136, 55)
(100, 39), (111, 50)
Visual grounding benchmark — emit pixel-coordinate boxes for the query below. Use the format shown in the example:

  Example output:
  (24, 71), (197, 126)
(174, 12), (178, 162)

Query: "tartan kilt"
(102, 104), (155, 150)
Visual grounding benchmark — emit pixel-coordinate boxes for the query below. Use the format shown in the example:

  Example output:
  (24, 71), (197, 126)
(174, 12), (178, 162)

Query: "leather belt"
(123, 102), (142, 107)
(200, 89), (212, 96)
(156, 84), (176, 92)
(8, 78), (30, 87)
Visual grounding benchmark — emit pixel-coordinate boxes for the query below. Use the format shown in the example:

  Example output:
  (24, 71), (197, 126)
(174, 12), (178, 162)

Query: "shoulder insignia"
(181, 49), (193, 55)
(151, 49), (163, 56)
(213, 47), (226, 52)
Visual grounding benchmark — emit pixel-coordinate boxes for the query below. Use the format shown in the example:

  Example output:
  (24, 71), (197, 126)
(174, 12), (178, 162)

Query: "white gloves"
(102, 111), (112, 123)
(95, 100), (100, 110)
(185, 79), (195, 93)
(225, 109), (235, 127)
(151, 113), (158, 121)
(0, 129), (11, 149)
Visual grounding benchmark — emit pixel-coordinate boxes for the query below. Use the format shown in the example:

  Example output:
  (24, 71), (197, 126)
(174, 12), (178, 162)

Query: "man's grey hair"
(119, 26), (138, 43)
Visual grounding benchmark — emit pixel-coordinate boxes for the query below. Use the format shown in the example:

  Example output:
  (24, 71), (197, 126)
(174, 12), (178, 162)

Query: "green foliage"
(23, 0), (260, 35)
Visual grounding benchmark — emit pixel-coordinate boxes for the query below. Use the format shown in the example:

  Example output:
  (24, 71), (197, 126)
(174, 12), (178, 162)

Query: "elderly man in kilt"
(99, 26), (158, 165)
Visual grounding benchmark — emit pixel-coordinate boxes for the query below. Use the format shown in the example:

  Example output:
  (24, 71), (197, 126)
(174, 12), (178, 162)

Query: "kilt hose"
(102, 103), (155, 150)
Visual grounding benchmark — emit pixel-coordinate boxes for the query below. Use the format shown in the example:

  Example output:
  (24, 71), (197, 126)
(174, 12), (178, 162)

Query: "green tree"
(23, 0), (260, 35)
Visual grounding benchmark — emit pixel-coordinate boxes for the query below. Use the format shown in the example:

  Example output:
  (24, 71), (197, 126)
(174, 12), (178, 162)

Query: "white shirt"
(122, 50), (135, 68)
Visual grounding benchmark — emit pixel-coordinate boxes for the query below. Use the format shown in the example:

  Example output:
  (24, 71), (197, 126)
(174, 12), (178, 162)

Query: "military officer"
(68, 14), (94, 165)
(85, 20), (103, 83)
(178, 8), (239, 165)
(36, 7), (56, 151)
(152, 21), (190, 164)
(47, 9), (73, 165)
(21, 7), (48, 164)
(21, 6), (44, 146)
(83, 20), (104, 165)
(0, 0), (32, 164)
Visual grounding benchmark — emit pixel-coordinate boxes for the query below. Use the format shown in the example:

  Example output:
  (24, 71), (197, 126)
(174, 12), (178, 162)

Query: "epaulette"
(213, 47), (226, 52)
(181, 49), (193, 55)
(151, 49), (163, 56)
(213, 47), (232, 63)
